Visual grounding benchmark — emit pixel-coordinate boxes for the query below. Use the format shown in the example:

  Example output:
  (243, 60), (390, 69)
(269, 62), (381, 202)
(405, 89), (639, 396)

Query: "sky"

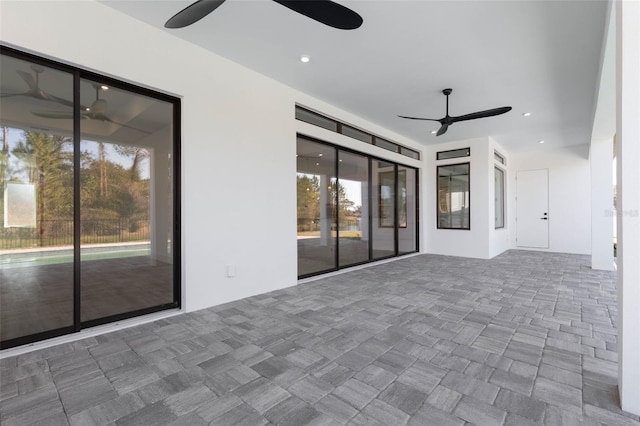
(3, 126), (150, 181)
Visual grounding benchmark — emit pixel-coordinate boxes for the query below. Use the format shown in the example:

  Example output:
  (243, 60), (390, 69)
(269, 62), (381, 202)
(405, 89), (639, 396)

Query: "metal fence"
(297, 217), (360, 233)
(0, 218), (149, 250)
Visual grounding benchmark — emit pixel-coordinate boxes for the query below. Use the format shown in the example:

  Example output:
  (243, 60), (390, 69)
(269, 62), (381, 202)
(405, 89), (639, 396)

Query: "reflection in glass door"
(338, 151), (369, 267)
(296, 136), (419, 279)
(0, 55), (75, 344)
(372, 161), (396, 259)
(0, 47), (180, 349)
(297, 138), (337, 276)
(398, 166), (417, 254)
(79, 78), (175, 324)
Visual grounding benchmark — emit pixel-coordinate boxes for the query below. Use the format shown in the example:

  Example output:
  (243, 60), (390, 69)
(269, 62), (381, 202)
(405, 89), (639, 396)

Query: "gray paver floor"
(1, 250), (639, 425)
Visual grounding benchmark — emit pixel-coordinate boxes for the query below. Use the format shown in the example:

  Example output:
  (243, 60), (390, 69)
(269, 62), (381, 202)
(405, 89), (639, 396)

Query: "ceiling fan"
(398, 88), (512, 136)
(32, 85), (151, 134)
(1, 65), (75, 108)
(165, 0), (363, 30)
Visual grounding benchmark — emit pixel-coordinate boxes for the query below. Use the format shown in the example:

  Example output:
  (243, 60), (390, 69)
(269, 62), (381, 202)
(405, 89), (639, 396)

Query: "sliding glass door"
(0, 55), (75, 342)
(338, 151), (369, 267)
(297, 138), (337, 277)
(297, 136), (418, 278)
(0, 47), (180, 349)
(398, 166), (417, 254)
(372, 161), (396, 260)
(79, 78), (177, 324)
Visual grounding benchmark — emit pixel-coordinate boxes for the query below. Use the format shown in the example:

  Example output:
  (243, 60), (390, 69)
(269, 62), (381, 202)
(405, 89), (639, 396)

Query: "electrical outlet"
(226, 265), (236, 278)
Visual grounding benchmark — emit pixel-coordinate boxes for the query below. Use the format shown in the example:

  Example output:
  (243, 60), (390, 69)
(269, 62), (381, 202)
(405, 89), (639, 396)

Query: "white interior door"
(517, 169), (549, 248)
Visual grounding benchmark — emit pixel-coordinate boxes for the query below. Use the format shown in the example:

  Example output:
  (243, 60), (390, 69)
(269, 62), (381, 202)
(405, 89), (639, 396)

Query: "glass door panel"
(338, 151), (369, 267)
(297, 138), (337, 276)
(79, 78), (174, 323)
(398, 166), (417, 254)
(372, 161), (396, 259)
(0, 55), (74, 343)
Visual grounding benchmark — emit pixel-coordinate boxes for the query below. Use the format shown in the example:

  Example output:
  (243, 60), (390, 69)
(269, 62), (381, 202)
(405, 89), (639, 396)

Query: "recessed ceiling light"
(539, 140), (545, 144)
(100, 85), (109, 91)
(431, 130), (437, 134)
(318, 153), (323, 157)
(522, 112), (532, 117)
(300, 55), (310, 63)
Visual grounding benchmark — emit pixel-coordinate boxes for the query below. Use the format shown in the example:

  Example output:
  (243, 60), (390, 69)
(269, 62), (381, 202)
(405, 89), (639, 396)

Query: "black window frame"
(495, 166), (506, 229)
(296, 135), (419, 279)
(436, 162), (471, 231)
(295, 105), (420, 160)
(0, 45), (181, 350)
(436, 147), (471, 161)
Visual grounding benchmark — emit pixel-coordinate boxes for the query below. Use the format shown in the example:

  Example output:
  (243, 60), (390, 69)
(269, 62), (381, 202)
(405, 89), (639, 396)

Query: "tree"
(297, 174), (320, 232)
(297, 174), (359, 232)
(98, 142), (108, 198)
(80, 142), (150, 235)
(114, 145), (149, 182)
(0, 127), (10, 212)
(10, 131), (73, 243)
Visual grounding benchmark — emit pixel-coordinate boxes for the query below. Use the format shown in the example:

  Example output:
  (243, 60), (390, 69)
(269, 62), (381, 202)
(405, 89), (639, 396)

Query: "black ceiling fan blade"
(397, 115), (441, 122)
(273, 0), (363, 30)
(450, 106), (512, 123)
(165, 0), (226, 28)
(436, 123), (449, 136)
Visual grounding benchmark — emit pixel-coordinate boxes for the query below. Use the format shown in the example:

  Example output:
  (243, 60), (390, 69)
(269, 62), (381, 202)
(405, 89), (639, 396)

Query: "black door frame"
(0, 45), (181, 350)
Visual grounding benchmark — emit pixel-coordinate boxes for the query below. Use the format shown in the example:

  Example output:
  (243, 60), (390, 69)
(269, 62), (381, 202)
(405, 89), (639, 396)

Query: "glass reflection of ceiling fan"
(32, 85), (151, 134)
(0, 65), (75, 107)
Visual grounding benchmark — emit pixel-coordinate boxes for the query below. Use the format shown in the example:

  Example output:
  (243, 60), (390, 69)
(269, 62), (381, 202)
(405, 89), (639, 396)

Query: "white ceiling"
(100, 0), (610, 152)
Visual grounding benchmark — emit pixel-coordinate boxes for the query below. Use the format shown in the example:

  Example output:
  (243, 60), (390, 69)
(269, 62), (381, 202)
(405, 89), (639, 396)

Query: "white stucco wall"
(509, 145), (592, 255)
(489, 138), (511, 258)
(423, 137), (492, 259)
(590, 138), (615, 271)
(616, 0), (640, 416)
(0, 0), (423, 314)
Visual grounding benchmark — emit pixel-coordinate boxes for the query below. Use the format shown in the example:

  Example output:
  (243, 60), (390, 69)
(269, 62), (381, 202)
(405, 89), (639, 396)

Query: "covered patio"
(1, 251), (637, 425)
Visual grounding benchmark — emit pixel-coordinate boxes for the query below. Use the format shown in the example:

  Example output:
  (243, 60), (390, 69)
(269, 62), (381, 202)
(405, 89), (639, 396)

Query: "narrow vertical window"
(495, 166), (505, 229)
(437, 163), (470, 229)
